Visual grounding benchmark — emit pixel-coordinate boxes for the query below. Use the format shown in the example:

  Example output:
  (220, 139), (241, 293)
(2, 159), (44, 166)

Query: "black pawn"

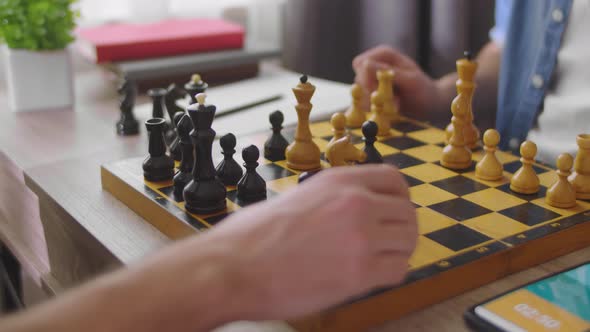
(237, 145), (267, 203)
(143, 118), (174, 181)
(216, 133), (244, 186)
(116, 79), (139, 136)
(183, 97), (227, 214)
(169, 112), (185, 161)
(361, 121), (383, 164)
(264, 110), (289, 161)
(173, 114), (194, 198)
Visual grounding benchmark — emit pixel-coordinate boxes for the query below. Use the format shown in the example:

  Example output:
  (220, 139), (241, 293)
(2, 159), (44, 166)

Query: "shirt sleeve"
(489, 0), (514, 47)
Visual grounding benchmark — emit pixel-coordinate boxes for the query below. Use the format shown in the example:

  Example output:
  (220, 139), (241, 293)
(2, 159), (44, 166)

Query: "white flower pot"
(2, 46), (74, 112)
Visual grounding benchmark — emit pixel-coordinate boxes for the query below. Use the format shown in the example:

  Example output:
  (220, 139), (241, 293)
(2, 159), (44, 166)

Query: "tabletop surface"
(0, 56), (589, 332)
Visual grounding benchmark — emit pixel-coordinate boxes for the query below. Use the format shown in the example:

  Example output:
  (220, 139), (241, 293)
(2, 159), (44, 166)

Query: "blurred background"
(74, 0), (495, 83)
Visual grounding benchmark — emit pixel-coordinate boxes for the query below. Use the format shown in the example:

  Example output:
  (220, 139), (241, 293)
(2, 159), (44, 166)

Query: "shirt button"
(552, 8), (564, 23)
(509, 138), (520, 150)
(531, 74), (544, 89)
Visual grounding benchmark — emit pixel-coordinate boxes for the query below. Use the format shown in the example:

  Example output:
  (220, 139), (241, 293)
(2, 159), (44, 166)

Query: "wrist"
(125, 238), (252, 332)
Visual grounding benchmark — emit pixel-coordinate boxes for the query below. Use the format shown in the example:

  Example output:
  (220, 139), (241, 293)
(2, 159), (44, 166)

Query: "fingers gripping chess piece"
(285, 75), (322, 171)
(569, 134), (590, 199)
(326, 136), (367, 167)
(369, 91), (391, 138)
(510, 141), (540, 194)
(344, 83), (367, 128)
(547, 153), (576, 208)
(475, 129), (503, 181)
(142, 118), (174, 182)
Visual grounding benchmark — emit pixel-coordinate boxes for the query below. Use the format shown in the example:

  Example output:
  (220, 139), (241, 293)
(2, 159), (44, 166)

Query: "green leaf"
(0, 0), (77, 50)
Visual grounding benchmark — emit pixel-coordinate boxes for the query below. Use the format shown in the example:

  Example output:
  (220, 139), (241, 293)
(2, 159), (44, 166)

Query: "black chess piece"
(169, 112), (185, 161)
(464, 50), (473, 60)
(143, 118), (174, 181)
(163, 84), (186, 145)
(173, 114), (194, 198)
(237, 145), (267, 203)
(361, 121), (383, 164)
(298, 169), (322, 183)
(184, 74), (208, 104)
(148, 88), (167, 119)
(165, 83), (186, 116)
(183, 94), (227, 214)
(264, 110), (289, 161)
(115, 79), (139, 135)
(216, 133), (244, 186)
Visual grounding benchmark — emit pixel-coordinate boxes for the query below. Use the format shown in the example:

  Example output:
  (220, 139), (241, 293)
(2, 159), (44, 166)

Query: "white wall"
(77, 0), (285, 47)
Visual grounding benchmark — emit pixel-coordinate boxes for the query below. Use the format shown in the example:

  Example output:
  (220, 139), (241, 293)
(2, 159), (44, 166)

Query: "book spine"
(95, 33), (244, 63)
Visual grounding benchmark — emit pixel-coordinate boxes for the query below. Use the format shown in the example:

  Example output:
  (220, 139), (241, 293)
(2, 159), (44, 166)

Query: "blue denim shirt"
(494, 0), (573, 151)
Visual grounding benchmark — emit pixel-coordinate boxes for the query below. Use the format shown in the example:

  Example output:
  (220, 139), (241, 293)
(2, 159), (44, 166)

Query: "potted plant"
(0, 0), (78, 112)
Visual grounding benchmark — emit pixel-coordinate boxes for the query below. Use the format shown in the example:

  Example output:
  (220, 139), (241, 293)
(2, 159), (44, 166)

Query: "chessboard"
(101, 115), (590, 332)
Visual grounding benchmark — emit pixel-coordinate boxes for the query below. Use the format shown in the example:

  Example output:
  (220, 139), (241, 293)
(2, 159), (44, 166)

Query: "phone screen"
(474, 263), (590, 331)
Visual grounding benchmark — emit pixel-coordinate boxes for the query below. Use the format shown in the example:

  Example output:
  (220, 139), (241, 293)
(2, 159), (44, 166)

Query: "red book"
(76, 18), (245, 63)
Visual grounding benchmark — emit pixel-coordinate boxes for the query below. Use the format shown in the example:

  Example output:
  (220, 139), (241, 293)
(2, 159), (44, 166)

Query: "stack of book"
(76, 18), (280, 86)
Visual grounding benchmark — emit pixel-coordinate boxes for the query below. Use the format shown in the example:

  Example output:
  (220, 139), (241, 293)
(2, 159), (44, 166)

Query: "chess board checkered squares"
(349, 128), (404, 139)
(406, 127), (447, 145)
(414, 201), (500, 265)
(400, 163), (458, 183)
(391, 119), (430, 133)
(409, 236), (455, 268)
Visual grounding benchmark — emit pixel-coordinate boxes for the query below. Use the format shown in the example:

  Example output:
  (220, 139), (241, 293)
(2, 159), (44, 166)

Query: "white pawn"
(329, 112), (347, 146)
(475, 129), (503, 181)
(510, 141), (540, 194)
(546, 153), (577, 208)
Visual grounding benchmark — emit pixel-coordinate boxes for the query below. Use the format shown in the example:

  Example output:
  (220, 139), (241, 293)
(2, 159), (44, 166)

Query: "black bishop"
(173, 114), (194, 198)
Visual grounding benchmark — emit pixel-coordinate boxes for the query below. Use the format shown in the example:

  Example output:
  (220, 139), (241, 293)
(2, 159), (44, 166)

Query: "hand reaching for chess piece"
(0, 165), (417, 332)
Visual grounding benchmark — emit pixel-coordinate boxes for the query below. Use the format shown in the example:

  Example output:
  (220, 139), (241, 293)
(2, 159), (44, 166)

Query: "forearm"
(0, 239), (246, 332)
(433, 41), (502, 128)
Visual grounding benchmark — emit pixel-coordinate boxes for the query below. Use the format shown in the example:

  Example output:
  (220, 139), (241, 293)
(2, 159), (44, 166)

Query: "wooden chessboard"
(100, 116), (590, 332)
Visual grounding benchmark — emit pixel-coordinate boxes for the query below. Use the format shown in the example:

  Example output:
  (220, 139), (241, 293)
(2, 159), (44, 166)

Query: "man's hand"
(0, 165), (417, 332)
(207, 164), (417, 321)
(353, 45), (455, 121)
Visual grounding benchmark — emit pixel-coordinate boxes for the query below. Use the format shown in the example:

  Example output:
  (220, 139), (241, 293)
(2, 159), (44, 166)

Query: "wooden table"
(0, 57), (589, 332)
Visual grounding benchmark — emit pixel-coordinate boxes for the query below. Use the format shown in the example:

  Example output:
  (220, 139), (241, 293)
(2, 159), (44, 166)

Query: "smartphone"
(464, 261), (590, 332)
